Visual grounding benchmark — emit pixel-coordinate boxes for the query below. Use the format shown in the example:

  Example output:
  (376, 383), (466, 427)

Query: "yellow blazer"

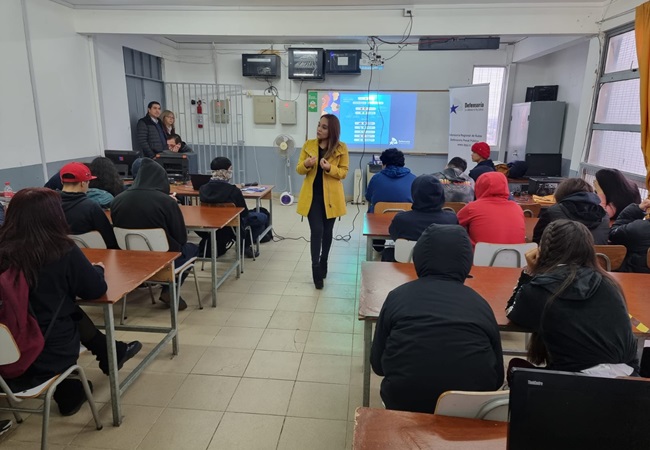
(296, 139), (349, 218)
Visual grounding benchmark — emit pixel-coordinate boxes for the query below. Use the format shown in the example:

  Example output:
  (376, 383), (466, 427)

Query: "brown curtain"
(636, 3), (650, 193)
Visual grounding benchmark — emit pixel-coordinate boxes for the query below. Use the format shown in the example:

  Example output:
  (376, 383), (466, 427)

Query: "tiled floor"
(0, 200), (522, 449)
(0, 200), (383, 450)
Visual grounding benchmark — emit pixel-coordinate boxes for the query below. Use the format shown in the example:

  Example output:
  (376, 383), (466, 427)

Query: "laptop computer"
(508, 368), (650, 450)
(189, 174), (211, 191)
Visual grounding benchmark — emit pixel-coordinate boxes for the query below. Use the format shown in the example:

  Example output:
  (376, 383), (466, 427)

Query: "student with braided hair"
(506, 220), (639, 378)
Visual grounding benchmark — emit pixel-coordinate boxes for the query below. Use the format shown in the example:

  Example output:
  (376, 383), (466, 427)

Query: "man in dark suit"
(136, 101), (167, 158)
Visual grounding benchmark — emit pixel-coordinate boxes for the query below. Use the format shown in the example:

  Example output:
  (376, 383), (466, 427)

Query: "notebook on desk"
(508, 368), (650, 450)
(189, 174), (211, 191)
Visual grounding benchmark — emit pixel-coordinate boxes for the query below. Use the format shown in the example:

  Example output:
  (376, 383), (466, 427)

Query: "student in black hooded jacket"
(111, 158), (198, 309)
(532, 178), (609, 245)
(609, 199), (650, 274)
(371, 224), (504, 413)
(507, 220), (639, 377)
(383, 174), (458, 261)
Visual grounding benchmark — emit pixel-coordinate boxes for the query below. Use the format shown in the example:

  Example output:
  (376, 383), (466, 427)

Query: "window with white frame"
(584, 27), (646, 196)
(472, 67), (506, 147)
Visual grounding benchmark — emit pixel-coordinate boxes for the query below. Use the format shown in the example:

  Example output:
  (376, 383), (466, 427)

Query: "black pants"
(307, 196), (336, 265)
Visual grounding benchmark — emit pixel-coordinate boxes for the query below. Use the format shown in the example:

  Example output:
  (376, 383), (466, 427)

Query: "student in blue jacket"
(366, 148), (416, 213)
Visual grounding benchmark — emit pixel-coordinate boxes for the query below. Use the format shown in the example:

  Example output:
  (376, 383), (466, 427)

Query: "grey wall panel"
(0, 157), (95, 191)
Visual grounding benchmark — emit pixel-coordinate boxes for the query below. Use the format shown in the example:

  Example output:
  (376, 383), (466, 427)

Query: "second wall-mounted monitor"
(325, 50), (361, 75)
(242, 54), (280, 78)
(288, 48), (324, 80)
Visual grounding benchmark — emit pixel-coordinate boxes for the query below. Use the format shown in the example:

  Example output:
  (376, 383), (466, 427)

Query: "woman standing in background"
(296, 114), (349, 289)
(161, 110), (176, 139)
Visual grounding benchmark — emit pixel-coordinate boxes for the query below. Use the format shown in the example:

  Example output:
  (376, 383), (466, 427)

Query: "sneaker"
(244, 247), (259, 259)
(55, 379), (93, 416)
(0, 420), (12, 437)
(98, 341), (143, 375)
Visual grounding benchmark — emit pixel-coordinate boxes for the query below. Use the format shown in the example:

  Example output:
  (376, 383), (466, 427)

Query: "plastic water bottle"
(3, 182), (14, 198)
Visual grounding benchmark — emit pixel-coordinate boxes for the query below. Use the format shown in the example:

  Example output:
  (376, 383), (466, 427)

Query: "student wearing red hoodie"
(457, 171), (525, 246)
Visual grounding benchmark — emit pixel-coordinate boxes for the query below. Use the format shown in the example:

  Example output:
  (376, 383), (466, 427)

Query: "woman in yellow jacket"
(296, 114), (349, 289)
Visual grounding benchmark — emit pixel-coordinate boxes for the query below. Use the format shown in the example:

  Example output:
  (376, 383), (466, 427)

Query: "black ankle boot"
(319, 259), (328, 279)
(312, 264), (324, 289)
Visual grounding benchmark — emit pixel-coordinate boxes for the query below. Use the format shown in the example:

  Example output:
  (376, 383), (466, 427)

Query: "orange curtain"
(636, 3), (650, 193)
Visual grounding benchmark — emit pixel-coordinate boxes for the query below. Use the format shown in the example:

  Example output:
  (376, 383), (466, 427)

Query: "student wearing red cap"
(59, 162), (118, 249)
(468, 141), (495, 182)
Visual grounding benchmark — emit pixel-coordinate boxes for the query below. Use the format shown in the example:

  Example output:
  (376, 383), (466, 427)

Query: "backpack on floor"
(0, 269), (45, 378)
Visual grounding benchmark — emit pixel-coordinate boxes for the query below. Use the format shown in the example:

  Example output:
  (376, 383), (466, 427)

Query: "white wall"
(510, 40), (590, 161)
(0, 0), (103, 179)
(0, 0), (40, 170)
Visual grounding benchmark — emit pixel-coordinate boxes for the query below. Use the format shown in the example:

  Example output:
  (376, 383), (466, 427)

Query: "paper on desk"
(241, 187), (266, 192)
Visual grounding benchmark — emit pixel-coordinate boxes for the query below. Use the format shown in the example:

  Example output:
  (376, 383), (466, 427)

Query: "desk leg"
(637, 337), (645, 361)
(365, 237), (373, 261)
(236, 222), (241, 278)
(170, 262), (179, 356)
(363, 320), (372, 407)
(211, 229), (217, 308)
(103, 304), (122, 426)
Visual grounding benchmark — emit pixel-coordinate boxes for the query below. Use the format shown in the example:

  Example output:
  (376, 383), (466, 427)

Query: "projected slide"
(319, 91), (417, 150)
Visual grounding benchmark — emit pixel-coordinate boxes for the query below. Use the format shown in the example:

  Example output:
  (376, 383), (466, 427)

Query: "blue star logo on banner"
(450, 104), (459, 114)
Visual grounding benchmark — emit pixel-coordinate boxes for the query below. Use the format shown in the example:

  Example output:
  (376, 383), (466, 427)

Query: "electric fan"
(273, 134), (296, 206)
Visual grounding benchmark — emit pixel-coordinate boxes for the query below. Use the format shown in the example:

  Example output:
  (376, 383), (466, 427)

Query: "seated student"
(0, 188), (141, 415)
(532, 178), (609, 245)
(608, 198), (650, 274)
(468, 141), (495, 182)
(44, 171), (63, 191)
(166, 134), (193, 153)
(594, 168), (641, 220)
(457, 171), (525, 247)
(88, 156), (125, 198)
(506, 220), (639, 377)
(0, 203), (4, 226)
(59, 162), (119, 249)
(199, 157), (269, 258)
(365, 148), (416, 213)
(111, 158), (198, 310)
(371, 224), (504, 413)
(433, 156), (475, 203)
(383, 175), (458, 261)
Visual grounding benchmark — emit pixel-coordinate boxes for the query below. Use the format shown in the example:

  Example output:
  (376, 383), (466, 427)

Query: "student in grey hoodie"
(434, 157), (475, 203)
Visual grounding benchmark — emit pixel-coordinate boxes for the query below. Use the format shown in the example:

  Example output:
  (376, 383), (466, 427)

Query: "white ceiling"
(54, 0), (605, 7)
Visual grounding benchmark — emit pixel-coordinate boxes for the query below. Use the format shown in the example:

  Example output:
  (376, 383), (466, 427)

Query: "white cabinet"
(506, 101), (566, 162)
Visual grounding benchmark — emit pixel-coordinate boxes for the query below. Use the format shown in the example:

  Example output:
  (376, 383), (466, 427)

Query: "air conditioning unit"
(351, 168), (365, 205)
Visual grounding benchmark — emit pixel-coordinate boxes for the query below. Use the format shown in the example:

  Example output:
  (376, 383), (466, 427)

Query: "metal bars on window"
(164, 83), (246, 183)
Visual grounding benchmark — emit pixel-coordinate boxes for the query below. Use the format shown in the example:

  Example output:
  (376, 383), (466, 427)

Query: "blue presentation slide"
(333, 92), (417, 150)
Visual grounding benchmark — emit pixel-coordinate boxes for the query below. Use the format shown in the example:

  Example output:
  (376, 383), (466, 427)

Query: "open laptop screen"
(508, 368), (650, 450)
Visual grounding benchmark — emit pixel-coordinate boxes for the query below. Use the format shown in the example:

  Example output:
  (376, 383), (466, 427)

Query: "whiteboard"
(305, 89), (450, 154)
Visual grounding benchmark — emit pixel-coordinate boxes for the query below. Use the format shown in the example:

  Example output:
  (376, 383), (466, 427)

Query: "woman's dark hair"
(527, 219), (625, 364)
(447, 157), (467, 172)
(211, 156), (232, 171)
(89, 157), (124, 197)
(595, 168), (641, 219)
(380, 148), (405, 167)
(0, 188), (73, 287)
(554, 177), (593, 202)
(319, 114), (341, 160)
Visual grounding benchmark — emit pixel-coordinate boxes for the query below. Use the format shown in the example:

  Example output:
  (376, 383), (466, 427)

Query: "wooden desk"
(170, 183), (275, 245)
(353, 407), (507, 450)
(180, 205), (243, 307)
(358, 262), (650, 406)
(79, 249), (179, 426)
(362, 213), (539, 259)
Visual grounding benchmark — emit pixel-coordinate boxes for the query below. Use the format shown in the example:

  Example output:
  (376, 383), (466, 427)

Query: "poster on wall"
(448, 84), (489, 168)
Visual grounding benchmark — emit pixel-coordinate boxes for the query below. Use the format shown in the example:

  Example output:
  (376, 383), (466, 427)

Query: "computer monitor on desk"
(508, 368), (650, 450)
(525, 153), (562, 177)
(104, 150), (139, 178)
(154, 153), (190, 182)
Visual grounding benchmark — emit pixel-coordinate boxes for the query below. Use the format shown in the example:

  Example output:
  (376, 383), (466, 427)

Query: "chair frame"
(434, 389), (510, 422)
(518, 203), (541, 218)
(442, 202), (467, 214)
(114, 227), (201, 323)
(374, 202), (412, 214)
(594, 245), (627, 272)
(474, 243), (538, 268)
(0, 325), (103, 449)
(394, 238), (416, 263)
(68, 231), (107, 249)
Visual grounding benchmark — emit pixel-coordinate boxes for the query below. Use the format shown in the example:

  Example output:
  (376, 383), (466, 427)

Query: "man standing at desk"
(136, 101), (167, 158)
(371, 224), (504, 413)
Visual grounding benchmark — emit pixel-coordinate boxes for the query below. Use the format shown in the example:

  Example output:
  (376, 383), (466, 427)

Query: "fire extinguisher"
(196, 100), (204, 129)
